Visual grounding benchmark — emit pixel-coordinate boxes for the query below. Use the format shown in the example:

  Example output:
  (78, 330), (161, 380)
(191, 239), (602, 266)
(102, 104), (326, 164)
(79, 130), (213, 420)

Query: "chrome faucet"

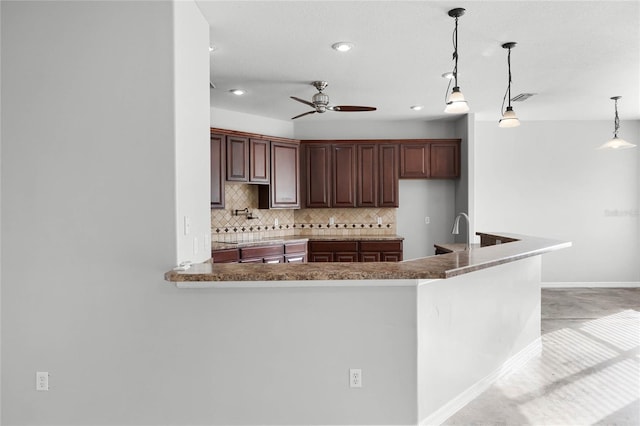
(451, 212), (470, 250)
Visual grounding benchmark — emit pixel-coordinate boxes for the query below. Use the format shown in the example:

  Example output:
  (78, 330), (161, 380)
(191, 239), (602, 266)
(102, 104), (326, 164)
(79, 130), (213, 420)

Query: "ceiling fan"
(290, 81), (377, 119)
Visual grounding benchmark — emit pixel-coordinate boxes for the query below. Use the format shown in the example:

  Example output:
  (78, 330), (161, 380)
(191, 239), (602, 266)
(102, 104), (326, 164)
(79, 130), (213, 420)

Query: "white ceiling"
(197, 1), (640, 123)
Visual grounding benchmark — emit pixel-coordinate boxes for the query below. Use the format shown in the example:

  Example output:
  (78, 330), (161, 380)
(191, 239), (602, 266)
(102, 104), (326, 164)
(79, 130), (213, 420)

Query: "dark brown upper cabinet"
(332, 144), (357, 207)
(356, 143), (399, 208)
(399, 140), (460, 179)
(303, 143), (332, 208)
(210, 133), (226, 209)
(357, 144), (378, 207)
(226, 135), (249, 181)
(225, 136), (270, 184)
(430, 142), (460, 178)
(378, 144), (399, 207)
(303, 141), (398, 208)
(302, 142), (356, 208)
(249, 138), (270, 183)
(258, 141), (300, 209)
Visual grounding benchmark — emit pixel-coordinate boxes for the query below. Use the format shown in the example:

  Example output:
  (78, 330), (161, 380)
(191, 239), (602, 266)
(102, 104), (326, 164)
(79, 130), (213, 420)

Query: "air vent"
(511, 93), (536, 102)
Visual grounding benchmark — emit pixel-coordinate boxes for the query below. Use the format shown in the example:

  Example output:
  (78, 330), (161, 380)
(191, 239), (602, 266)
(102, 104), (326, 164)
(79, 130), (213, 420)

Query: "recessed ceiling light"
(229, 89), (246, 96)
(332, 42), (354, 52)
(410, 105), (424, 111)
(441, 72), (455, 80)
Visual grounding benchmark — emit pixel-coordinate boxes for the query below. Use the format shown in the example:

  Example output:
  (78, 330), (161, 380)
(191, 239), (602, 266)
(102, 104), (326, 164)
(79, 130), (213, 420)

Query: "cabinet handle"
(265, 259), (281, 264)
(287, 256), (303, 263)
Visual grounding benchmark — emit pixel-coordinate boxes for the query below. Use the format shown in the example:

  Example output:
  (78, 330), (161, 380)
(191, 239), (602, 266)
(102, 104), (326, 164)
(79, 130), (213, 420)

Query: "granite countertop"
(166, 232), (570, 284)
(212, 235), (404, 251)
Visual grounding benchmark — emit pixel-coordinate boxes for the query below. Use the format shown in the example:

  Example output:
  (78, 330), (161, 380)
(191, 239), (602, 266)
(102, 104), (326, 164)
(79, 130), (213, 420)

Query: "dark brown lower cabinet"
(359, 240), (403, 262)
(309, 240), (402, 263)
(211, 248), (239, 263)
(308, 241), (358, 262)
(212, 241), (307, 264)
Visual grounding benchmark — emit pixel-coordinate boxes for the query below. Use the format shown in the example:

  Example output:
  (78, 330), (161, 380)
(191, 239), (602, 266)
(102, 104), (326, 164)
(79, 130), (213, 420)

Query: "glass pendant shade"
(444, 87), (469, 113)
(597, 136), (636, 150)
(498, 106), (520, 128)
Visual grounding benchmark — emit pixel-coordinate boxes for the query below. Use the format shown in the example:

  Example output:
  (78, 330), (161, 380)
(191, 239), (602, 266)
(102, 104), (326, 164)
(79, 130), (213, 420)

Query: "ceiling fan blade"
(290, 96), (315, 108)
(291, 111), (316, 120)
(331, 105), (377, 112)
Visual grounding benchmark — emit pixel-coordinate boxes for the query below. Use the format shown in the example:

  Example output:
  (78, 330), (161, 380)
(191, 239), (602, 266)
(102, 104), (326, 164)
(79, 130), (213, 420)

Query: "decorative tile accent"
(211, 184), (398, 242)
(293, 208), (396, 236)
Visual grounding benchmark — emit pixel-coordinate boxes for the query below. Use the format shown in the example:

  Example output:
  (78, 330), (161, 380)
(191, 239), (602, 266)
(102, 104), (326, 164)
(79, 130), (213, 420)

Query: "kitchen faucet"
(451, 212), (470, 250)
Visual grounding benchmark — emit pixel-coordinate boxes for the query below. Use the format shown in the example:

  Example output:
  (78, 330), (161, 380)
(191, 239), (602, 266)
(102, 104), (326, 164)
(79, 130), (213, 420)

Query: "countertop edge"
(165, 232), (572, 285)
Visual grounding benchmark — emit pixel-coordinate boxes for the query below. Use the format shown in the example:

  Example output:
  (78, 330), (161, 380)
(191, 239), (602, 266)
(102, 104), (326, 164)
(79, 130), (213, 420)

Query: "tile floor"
(445, 288), (640, 426)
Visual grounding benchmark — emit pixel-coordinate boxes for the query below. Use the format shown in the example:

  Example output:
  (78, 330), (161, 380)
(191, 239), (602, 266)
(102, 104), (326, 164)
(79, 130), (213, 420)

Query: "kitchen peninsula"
(165, 232), (569, 425)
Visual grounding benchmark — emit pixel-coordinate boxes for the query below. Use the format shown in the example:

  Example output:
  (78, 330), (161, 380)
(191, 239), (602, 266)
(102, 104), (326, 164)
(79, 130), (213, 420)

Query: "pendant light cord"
(444, 16), (459, 103)
(500, 47), (513, 115)
(613, 98), (620, 137)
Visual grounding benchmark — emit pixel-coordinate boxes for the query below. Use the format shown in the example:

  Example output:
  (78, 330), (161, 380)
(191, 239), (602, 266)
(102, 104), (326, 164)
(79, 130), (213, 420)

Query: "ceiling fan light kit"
(598, 96), (636, 150)
(499, 42), (521, 128)
(444, 8), (469, 114)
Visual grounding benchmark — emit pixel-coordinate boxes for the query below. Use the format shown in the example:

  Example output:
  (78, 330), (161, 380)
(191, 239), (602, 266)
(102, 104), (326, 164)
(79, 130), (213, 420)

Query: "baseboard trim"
(419, 338), (542, 426)
(542, 281), (640, 288)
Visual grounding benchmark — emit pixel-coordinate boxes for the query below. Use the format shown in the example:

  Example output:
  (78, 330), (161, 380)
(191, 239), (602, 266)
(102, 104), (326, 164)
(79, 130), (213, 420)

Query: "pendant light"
(499, 42), (520, 128)
(444, 8), (469, 114)
(598, 96), (636, 150)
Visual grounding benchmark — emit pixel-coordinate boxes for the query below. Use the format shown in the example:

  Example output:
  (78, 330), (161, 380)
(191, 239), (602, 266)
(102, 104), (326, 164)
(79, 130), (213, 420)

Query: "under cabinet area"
(308, 239), (403, 263)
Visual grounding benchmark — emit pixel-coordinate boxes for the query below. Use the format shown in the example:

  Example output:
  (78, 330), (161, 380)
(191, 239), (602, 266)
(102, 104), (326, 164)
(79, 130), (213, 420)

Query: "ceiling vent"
(511, 93), (536, 102)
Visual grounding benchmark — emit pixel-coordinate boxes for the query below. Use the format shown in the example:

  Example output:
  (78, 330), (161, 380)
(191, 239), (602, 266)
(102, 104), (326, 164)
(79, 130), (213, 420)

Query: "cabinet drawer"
(360, 240), (402, 252)
(285, 254), (306, 263)
(240, 244), (284, 259)
(285, 242), (307, 254)
(309, 241), (358, 252)
(212, 248), (239, 263)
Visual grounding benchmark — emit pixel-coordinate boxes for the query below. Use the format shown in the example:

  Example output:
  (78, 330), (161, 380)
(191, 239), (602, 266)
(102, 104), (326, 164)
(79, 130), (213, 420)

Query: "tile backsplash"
(211, 183), (397, 242)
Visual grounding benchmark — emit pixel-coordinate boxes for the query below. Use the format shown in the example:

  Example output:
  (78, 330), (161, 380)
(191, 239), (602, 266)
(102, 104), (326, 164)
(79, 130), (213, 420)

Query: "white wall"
(397, 180), (456, 259)
(211, 106), (294, 138)
(294, 118), (455, 140)
(1, 1), (209, 424)
(453, 114), (475, 244)
(474, 120), (639, 283)
(175, 1), (211, 264)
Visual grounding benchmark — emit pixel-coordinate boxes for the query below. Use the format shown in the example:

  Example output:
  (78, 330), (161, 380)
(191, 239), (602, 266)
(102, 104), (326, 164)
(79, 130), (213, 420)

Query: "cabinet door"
(400, 143), (430, 178)
(309, 252), (332, 262)
(226, 136), (249, 181)
(270, 141), (300, 208)
(249, 138), (270, 183)
(305, 144), (332, 208)
(335, 252), (358, 262)
(210, 133), (226, 209)
(378, 144), (399, 207)
(357, 144), (378, 207)
(360, 252), (381, 262)
(332, 144), (356, 207)
(430, 142), (460, 178)
(381, 252), (403, 262)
